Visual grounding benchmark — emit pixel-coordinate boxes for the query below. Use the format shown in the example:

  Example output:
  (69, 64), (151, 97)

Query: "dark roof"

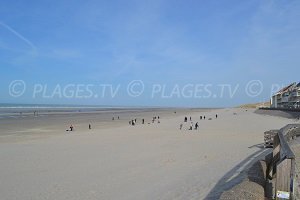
(297, 82), (300, 87)
(277, 82), (296, 94)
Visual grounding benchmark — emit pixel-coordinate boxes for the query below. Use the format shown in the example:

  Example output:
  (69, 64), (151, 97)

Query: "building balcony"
(281, 97), (289, 103)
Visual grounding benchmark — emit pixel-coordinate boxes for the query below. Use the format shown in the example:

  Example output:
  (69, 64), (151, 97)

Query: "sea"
(0, 103), (130, 115)
(0, 103), (173, 117)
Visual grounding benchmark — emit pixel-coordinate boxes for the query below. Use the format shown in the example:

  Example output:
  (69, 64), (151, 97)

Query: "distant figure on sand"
(189, 122), (193, 130)
(142, 119), (145, 124)
(70, 125), (74, 131)
(179, 124), (183, 130)
(89, 124), (91, 130)
(195, 122), (199, 130)
(184, 117), (187, 122)
(204, 116), (206, 120)
(190, 116), (192, 121)
(200, 116), (202, 120)
(112, 117), (114, 120)
(118, 116), (120, 120)
(216, 114), (218, 119)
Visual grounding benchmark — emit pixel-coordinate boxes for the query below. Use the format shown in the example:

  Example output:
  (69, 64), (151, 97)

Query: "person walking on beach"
(216, 114), (218, 119)
(190, 116), (192, 121)
(89, 124), (91, 130)
(142, 119), (145, 124)
(204, 116), (206, 120)
(195, 122), (199, 130)
(179, 124), (183, 130)
(184, 117), (187, 122)
(70, 125), (74, 131)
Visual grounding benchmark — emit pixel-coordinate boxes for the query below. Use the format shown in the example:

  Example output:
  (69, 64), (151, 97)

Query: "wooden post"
(272, 134), (281, 176)
(291, 159), (296, 199)
(276, 159), (292, 199)
(273, 134), (280, 159)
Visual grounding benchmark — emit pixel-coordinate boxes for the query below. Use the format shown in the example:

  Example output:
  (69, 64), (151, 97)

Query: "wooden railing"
(269, 124), (300, 199)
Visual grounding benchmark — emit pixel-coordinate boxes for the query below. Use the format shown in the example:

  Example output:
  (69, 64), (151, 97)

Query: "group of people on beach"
(180, 114), (218, 131)
(152, 116), (160, 123)
(180, 121), (199, 130)
(66, 113), (219, 132)
(112, 116), (120, 120)
(129, 116), (160, 126)
(67, 115), (122, 132)
(67, 114), (162, 131)
(129, 118), (137, 126)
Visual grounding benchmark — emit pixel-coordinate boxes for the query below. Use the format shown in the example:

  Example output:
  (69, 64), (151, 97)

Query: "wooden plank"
(273, 134), (281, 160)
(276, 159), (292, 199)
(271, 134), (281, 177)
(279, 132), (295, 159)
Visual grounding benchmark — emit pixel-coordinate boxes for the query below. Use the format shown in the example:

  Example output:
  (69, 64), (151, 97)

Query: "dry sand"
(0, 108), (295, 200)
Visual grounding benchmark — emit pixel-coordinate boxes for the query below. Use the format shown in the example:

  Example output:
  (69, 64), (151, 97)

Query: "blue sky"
(1, 0), (300, 107)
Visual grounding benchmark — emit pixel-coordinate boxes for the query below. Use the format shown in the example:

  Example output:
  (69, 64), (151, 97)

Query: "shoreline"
(0, 107), (216, 140)
(0, 105), (217, 118)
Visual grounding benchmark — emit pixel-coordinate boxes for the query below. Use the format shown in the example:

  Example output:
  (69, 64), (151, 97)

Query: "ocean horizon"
(0, 103), (206, 116)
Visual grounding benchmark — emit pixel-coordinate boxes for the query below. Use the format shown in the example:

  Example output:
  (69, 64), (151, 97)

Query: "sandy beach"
(0, 108), (295, 199)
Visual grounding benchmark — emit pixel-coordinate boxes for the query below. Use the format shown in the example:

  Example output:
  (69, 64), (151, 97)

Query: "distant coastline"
(0, 103), (216, 119)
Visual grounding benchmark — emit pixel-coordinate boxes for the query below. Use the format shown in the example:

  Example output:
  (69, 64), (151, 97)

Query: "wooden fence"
(268, 124), (300, 199)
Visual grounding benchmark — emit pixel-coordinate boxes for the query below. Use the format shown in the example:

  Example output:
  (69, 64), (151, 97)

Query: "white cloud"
(0, 21), (37, 53)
